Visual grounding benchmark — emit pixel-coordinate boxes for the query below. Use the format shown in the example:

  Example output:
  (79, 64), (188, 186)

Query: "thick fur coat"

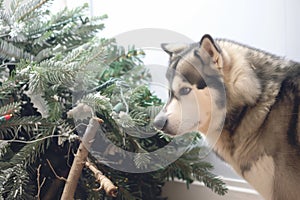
(154, 34), (300, 200)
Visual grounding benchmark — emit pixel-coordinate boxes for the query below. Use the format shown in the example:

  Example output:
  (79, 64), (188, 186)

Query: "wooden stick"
(61, 117), (100, 200)
(85, 160), (118, 197)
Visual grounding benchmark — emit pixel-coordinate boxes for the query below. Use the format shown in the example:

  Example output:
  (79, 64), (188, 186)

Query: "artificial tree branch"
(85, 159), (118, 197)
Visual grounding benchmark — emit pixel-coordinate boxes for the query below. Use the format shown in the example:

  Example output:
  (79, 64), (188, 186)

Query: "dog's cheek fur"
(195, 87), (212, 134)
(224, 51), (262, 107)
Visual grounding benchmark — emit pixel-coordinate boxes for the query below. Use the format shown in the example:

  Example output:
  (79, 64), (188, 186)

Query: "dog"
(153, 34), (300, 200)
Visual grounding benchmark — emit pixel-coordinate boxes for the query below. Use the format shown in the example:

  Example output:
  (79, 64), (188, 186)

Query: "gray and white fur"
(154, 34), (300, 200)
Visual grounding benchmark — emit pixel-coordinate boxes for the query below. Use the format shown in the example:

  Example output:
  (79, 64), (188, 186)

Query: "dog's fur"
(153, 34), (300, 200)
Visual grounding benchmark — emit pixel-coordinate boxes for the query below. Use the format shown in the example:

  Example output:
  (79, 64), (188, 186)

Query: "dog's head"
(153, 34), (226, 137)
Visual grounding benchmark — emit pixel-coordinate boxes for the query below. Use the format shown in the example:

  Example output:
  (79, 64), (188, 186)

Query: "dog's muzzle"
(153, 111), (168, 131)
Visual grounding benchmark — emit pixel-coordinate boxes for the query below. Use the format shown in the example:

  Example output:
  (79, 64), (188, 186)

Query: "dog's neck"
(210, 41), (300, 200)
(217, 40), (290, 134)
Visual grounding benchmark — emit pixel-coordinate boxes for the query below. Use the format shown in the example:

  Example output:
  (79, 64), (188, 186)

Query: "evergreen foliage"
(0, 0), (227, 199)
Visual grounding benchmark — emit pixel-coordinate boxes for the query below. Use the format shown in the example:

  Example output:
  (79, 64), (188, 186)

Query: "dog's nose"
(153, 112), (168, 130)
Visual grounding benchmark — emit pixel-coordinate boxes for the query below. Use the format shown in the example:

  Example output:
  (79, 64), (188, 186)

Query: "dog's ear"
(197, 34), (223, 68)
(200, 34), (221, 58)
(161, 43), (188, 56)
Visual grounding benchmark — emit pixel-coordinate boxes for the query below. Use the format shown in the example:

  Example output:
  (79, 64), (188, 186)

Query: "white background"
(55, 0), (300, 61)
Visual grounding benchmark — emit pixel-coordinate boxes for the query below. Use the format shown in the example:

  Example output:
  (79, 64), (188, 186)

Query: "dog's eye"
(179, 87), (191, 95)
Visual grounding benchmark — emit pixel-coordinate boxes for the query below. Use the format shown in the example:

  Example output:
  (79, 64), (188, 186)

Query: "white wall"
(162, 179), (263, 200)
(89, 0), (300, 61)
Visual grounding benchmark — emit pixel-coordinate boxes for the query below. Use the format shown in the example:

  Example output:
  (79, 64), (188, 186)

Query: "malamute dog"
(154, 34), (300, 200)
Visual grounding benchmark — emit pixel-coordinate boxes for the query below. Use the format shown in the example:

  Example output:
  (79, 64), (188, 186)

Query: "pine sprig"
(9, 129), (53, 167)
(0, 102), (21, 115)
(28, 3), (105, 54)
(0, 140), (10, 159)
(129, 85), (162, 107)
(1, 165), (36, 200)
(80, 93), (112, 115)
(0, 116), (52, 139)
(0, 39), (32, 60)
(157, 132), (228, 196)
(192, 162), (228, 195)
(16, 0), (50, 22)
(27, 61), (76, 93)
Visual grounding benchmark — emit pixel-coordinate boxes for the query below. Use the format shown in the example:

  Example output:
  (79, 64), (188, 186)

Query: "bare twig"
(35, 164), (46, 200)
(42, 168), (69, 200)
(46, 159), (67, 181)
(85, 160), (118, 197)
(66, 144), (72, 168)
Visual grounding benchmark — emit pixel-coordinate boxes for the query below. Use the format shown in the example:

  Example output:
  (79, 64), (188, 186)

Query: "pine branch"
(156, 132), (228, 196)
(74, 39), (113, 71)
(27, 6), (85, 39)
(0, 79), (21, 104)
(9, 128), (54, 167)
(46, 97), (63, 121)
(192, 162), (228, 195)
(0, 39), (32, 60)
(28, 4), (104, 54)
(27, 61), (76, 94)
(0, 116), (51, 139)
(0, 140), (10, 158)
(0, 102), (20, 115)
(26, 39), (114, 96)
(1, 165), (36, 199)
(34, 47), (52, 62)
(17, 0), (50, 22)
(80, 94), (112, 115)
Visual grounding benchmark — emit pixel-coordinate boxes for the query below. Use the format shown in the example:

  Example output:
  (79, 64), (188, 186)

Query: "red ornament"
(4, 114), (12, 120)
(0, 114), (12, 122)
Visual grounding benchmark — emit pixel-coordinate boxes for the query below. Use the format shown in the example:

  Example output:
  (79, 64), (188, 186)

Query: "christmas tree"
(0, 0), (227, 199)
